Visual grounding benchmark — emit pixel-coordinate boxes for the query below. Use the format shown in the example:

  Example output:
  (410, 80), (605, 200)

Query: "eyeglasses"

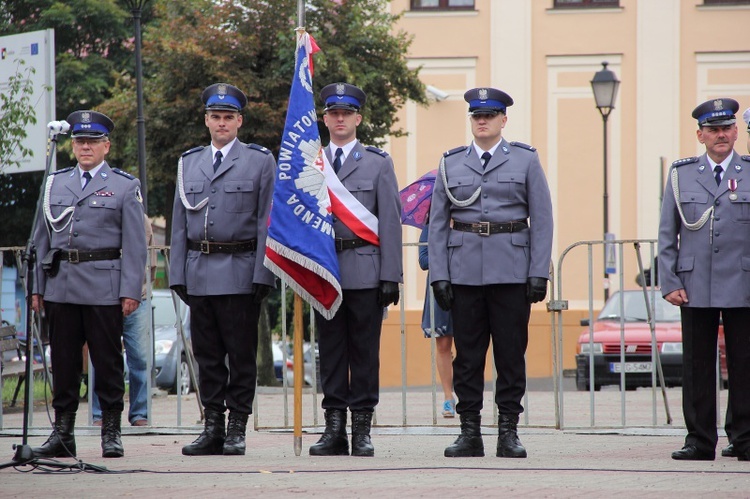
(72, 137), (109, 145)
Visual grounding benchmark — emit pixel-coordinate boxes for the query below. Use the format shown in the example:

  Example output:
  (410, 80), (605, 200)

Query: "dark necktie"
(481, 151), (492, 170)
(333, 147), (344, 174)
(82, 171), (92, 189)
(213, 151), (223, 173)
(714, 165), (723, 186)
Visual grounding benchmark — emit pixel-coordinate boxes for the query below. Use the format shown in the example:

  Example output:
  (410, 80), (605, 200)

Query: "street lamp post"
(590, 61), (620, 302)
(125, 0), (149, 213)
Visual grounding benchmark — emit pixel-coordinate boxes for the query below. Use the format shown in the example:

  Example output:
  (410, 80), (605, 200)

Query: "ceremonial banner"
(264, 32), (342, 319)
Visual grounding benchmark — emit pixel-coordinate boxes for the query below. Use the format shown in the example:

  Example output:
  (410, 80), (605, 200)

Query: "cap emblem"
(714, 99), (724, 111)
(81, 112), (91, 123)
(336, 83), (345, 96)
(478, 88), (488, 100)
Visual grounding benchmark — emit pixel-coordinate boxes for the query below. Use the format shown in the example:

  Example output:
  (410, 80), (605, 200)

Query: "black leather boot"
(496, 413), (527, 458)
(309, 409), (349, 456)
(445, 412), (484, 457)
(101, 410), (124, 458)
(32, 411), (76, 458)
(223, 412), (249, 456)
(351, 411), (374, 457)
(182, 410), (226, 456)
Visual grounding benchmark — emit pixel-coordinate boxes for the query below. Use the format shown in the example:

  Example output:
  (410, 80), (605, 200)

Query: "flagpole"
(293, 293), (304, 456)
(293, 0), (306, 458)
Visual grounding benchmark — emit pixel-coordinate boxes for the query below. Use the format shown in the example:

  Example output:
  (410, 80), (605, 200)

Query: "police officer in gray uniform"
(31, 110), (147, 459)
(170, 83), (276, 456)
(428, 88), (553, 458)
(659, 98), (750, 462)
(308, 83), (402, 458)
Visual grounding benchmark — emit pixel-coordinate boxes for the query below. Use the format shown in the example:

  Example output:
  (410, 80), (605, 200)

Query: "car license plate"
(609, 362), (652, 373)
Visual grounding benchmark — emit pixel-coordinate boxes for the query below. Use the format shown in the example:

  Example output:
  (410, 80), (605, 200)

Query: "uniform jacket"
(33, 162), (147, 305)
(658, 151), (750, 308)
(428, 139), (553, 286)
(324, 141), (403, 290)
(169, 140), (276, 296)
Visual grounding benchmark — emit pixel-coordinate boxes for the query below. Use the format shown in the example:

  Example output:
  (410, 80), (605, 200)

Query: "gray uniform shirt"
(429, 139), (553, 286)
(169, 140), (276, 296)
(33, 162), (147, 305)
(324, 141), (403, 289)
(659, 151), (750, 308)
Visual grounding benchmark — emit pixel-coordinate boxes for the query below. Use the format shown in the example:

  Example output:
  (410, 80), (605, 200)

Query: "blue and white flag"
(264, 32), (342, 319)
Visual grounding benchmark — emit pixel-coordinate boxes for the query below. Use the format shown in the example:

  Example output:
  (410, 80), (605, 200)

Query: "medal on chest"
(728, 178), (738, 201)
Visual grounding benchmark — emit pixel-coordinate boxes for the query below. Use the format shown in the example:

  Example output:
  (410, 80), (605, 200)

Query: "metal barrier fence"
(4, 240), (724, 433)
(550, 238), (726, 430)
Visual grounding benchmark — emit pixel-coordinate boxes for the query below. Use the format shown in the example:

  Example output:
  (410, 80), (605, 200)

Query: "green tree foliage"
(0, 171), (44, 253)
(99, 0), (426, 225)
(0, 59), (37, 172)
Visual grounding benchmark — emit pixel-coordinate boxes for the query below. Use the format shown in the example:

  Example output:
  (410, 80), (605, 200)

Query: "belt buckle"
(200, 241), (211, 254)
(68, 249), (80, 263)
(478, 221), (491, 236)
(335, 239), (343, 251)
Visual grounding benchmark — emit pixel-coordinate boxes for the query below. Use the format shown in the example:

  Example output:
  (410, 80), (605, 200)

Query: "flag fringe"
(264, 237), (342, 320)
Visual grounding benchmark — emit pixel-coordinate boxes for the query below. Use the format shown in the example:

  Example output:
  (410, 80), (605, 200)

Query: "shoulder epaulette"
(112, 168), (136, 180)
(247, 143), (271, 155)
(181, 146), (205, 157)
(443, 146), (468, 158)
(365, 145), (389, 157)
(741, 155), (750, 162)
(50, 166), (74, 176)
(510, 141), (536, 152)
(672, 157), (699, 167)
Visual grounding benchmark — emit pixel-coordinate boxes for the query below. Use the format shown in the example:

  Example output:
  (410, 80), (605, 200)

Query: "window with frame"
(702, 0), (750, 5)
(411, 0), (475, 10)
(553, 0), (620, 8)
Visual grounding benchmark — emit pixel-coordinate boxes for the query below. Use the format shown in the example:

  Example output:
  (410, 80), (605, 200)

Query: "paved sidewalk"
(1, 383), (748, 497)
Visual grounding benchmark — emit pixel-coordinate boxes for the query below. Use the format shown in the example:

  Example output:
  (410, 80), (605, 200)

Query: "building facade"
(378, 0), (750, 383)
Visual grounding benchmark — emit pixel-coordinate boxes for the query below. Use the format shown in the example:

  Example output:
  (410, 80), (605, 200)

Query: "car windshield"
(598, 291), (681, 322)
(152, 294), (179, 327)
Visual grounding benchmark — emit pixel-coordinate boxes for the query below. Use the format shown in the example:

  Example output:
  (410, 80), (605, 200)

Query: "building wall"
(383, 0), (750, 382)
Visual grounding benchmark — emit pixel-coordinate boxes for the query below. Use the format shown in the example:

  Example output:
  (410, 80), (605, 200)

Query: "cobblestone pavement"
(1, 381), (747, 497)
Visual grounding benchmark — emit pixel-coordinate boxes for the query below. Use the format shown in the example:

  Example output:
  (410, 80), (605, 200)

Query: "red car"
(576, 290), (727, 391)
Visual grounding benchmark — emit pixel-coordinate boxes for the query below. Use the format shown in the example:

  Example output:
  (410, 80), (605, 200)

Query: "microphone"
(47, 121), (71, 134)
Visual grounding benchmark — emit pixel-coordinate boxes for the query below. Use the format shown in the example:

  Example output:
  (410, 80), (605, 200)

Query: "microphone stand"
(0, 124), (71, 469)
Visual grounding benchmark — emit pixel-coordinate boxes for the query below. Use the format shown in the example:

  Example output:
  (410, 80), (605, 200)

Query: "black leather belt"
(62, 249), (121, 263)
(187, 239), (257, 254)
(452, 220), (528, 236)
(335, 237), (369, 252)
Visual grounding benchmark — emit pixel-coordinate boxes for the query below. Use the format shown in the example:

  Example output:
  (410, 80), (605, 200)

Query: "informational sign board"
(605, 232), (617, 275)
(0, 29), (55, 173)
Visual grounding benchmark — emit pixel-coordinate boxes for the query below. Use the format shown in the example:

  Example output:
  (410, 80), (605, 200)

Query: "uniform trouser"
(680, 307), (750, 454)
(45, 301), (125, 414)
(451, 284), (529, 415)
(189, 294), (259, 414)
(92, 298), (151, 423)
(315, 288), (381, 412)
